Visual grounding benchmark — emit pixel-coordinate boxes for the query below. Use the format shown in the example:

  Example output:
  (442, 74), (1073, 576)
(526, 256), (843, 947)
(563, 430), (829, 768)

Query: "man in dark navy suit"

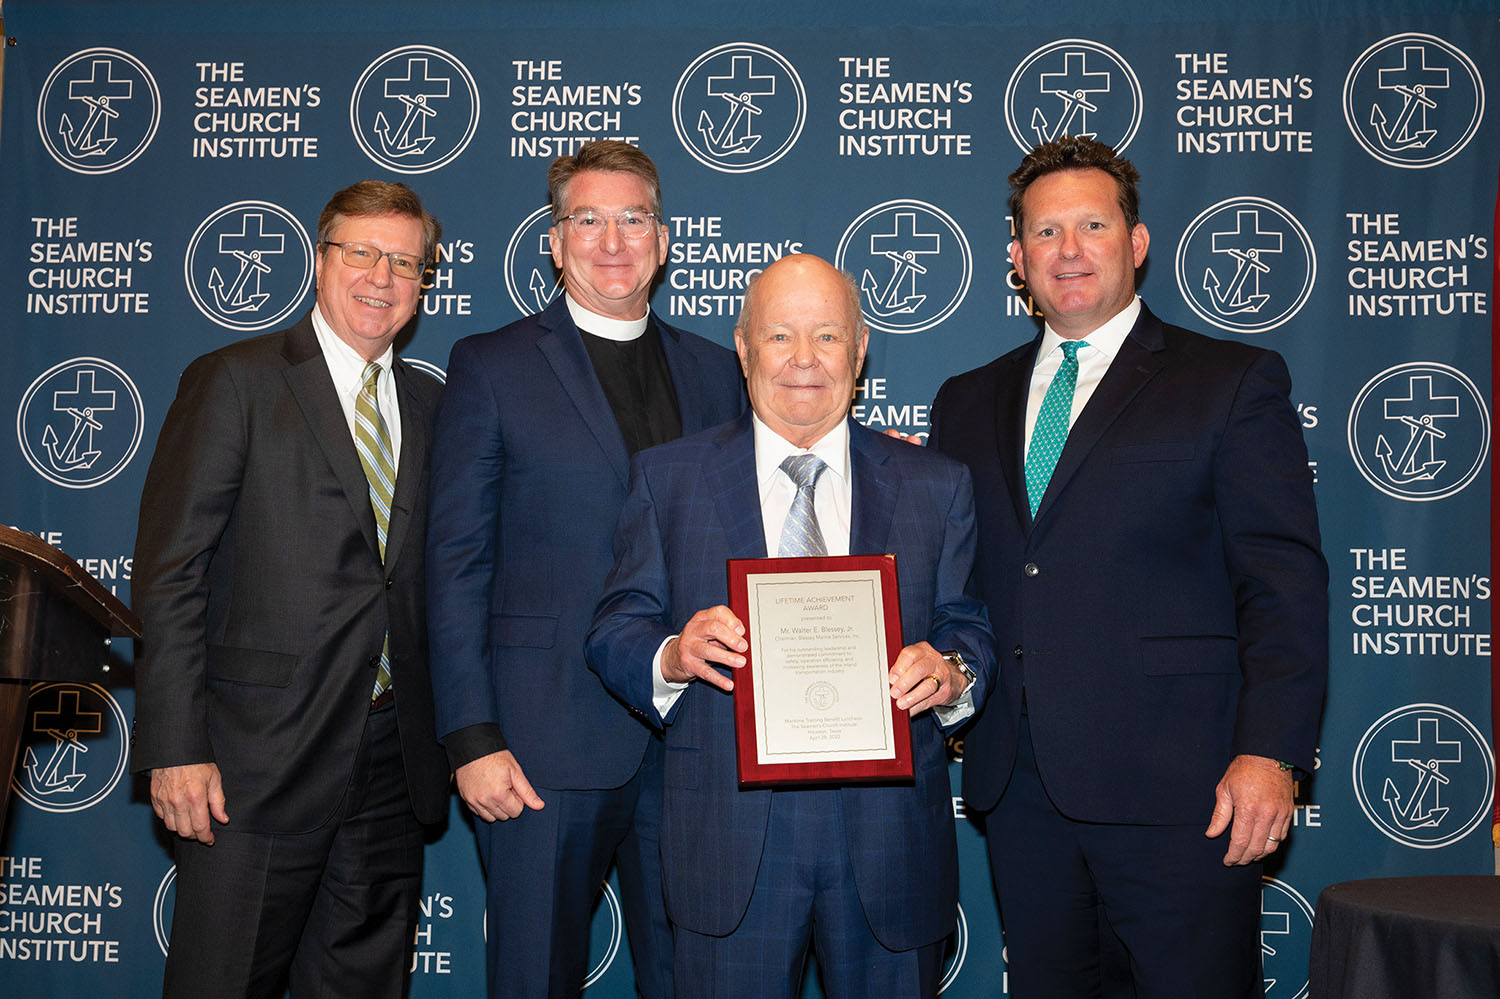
(930, 136), (1327, 998)
(425, 141), (743, 998)
(587, 254), (995, 997)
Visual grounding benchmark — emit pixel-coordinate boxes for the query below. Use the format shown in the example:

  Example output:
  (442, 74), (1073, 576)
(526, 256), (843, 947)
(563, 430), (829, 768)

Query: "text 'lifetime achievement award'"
(727, 554), (912, 786)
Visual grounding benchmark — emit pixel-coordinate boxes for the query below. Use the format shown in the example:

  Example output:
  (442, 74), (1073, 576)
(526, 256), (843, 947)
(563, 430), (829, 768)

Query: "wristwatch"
(940, 650), (977, 692)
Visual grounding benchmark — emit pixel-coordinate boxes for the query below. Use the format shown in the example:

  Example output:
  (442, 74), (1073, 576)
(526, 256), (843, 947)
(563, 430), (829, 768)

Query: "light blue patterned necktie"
(1025, 340), (1087, 517)
(778, 454), (829, 557)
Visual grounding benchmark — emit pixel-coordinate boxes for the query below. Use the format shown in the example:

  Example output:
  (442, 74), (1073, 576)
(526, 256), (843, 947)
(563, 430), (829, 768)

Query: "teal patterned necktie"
(355, 361), (394, 700)
(778, 454), (829, 557)
(1025, 340), (1087, 517)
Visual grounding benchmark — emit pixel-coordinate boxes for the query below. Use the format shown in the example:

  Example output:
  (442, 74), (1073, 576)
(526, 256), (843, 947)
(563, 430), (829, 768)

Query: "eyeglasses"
(322, 241), (426, 280)
(556, 210), (658, 241)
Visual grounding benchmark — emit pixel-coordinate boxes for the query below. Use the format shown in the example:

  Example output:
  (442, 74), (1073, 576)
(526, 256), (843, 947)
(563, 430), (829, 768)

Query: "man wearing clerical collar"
(425, 140), (744, 999)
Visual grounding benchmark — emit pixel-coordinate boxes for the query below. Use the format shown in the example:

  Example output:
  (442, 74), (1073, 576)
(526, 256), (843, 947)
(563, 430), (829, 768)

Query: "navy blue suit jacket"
(425, 297), (743, 789)
(586, 413), (996, 950)
(931, 303), (1328, 825)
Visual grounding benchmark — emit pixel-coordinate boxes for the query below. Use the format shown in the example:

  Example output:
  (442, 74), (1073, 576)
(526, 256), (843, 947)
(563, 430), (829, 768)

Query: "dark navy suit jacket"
(425, 296), (744, 788)
(931, 303), (1328, 824)
(586, 413), (996, 950)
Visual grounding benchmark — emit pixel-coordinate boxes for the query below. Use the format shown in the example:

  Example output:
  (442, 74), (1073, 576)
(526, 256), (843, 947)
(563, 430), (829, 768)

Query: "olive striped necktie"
(355, 361), (394, 700)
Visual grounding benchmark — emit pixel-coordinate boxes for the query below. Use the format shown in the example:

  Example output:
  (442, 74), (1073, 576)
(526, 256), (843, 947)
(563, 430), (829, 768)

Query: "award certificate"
(727, 554), (911, 785)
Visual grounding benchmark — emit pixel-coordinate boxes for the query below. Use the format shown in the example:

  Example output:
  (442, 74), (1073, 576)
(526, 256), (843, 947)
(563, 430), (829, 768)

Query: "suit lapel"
(996, 340), (1039, 532)
(383, 360), (427, 570)
(706, 413), (767, 559)
(849, 420), (897, 555)
(1033, 306), (1167, 522)
(659, 316), (708, 434)
(280, 316), (382, 559)
(534, 298), (630, 486)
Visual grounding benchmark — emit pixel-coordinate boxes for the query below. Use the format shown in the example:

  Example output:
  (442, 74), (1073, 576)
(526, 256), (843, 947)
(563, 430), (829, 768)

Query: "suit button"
(1013, 645), (1024, 659)
(385, 578), (394, 590)
(1024, 562), (1040, 577)
(367, 655), (381, 669)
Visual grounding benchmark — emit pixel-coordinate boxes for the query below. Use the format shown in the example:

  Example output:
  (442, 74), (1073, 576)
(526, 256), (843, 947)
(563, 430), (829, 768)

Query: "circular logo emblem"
(37, 47), (161, 174)
(805, 681), (839, 711)
(1174, 197), (1316, 334)
(17, 357), (144, 489)
(184, 201), (314, 332)
(836, 200), (972, 335)
(11, 683), (129, 812)
(350, 46), (481, 174)
(1005, 39), (1142, 154)
(1347, 362), (1490, 502)
(1352, 703), (1495, 849)
(503, 206), (563, 317)
(939, 902), (968, 992)
(404, 358), (448, 385)
(673, 43), (806, 173)
(1343, 33), (1485, 169)
(1260, 877), (1314, 999)
(153, 865), (177, 956)
(585, 881), (623, 986)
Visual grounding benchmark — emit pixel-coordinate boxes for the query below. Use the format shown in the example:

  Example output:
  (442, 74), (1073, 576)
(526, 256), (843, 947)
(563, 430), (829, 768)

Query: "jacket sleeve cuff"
(443, 722), (508, 770)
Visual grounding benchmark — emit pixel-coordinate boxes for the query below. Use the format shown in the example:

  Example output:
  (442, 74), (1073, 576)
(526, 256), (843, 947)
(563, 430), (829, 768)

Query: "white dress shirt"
(1022, 296), (1141, 460)
(312, 303), (403, 468)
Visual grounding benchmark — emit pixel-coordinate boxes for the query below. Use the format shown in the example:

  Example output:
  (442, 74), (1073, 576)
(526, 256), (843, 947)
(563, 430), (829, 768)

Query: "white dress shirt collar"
(311, 303), (402, 463)
(751, 414), (851, 503)
(312, 302), (395, 377)
(1037, 294), (1141, 368)
(1023, 296), (1143, 461)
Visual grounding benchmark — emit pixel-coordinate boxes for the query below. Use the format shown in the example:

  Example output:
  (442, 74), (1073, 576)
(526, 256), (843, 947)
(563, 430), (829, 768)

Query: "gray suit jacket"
(132, 313), (449, 831)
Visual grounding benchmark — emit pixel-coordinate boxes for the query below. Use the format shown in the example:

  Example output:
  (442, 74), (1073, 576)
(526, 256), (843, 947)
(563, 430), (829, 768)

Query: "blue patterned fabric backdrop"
(2, 2), (1494, 995)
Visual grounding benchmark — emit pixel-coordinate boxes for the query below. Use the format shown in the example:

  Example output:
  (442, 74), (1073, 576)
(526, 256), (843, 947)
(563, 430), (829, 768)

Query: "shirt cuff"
(652, 635), (690, 720)
(933, 682), (977, 729)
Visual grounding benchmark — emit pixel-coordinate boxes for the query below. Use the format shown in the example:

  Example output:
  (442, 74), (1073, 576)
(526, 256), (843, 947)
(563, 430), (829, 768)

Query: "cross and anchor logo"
(351, 46), (481, 174)
(1005, 39), (1141, 154)
(503, 206), (563, 317)
(37, 48), (161, 174)
(185, 201), (314, 332)
(12, 684), (130, 813)
(836, 201), (972, 335)
(208, 213), (285, 316)
(1347, 363), (1490, 502)
(18, 358), (144, 489)
(1030, 52), (1109, 145)
(1353, 704), (1494, 849)
(1174, 197), (1315, 334)
(1343, 33), (1484, 169)
(861, 213), (941, 320)
(1260, 877), (1315, 999)
(674, 43), (805, 173)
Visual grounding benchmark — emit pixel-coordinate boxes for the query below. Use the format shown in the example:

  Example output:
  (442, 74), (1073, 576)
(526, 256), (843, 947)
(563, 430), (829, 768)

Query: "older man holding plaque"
(586, 253), (995, 997)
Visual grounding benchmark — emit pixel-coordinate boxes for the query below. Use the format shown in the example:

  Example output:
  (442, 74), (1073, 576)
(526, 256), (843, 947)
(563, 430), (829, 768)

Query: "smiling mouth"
(354, 296), (392, 308)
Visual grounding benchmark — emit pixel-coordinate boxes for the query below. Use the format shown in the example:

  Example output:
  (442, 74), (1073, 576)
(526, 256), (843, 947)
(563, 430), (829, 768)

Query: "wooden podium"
(0, 524), (142, 828)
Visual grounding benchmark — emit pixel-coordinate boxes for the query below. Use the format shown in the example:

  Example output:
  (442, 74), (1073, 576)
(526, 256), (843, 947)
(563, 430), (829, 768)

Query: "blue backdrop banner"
(1, 2), (1494, 996)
